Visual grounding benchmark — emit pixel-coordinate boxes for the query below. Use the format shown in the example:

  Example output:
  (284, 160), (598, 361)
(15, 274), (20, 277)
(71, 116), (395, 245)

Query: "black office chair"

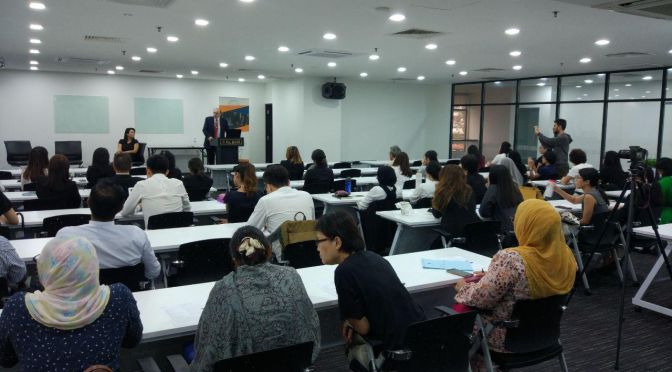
(488, 294), (570, 372)
(413, 197), (433, 208)
(340, 169), (361, 178)
(445, 159), (461, 165)
(403, 180), (416, 189)
(146, 211), (194, 230)
(332, 179), (357, 192)
(55, 141), (83, 166)
(42, 214), (91, 237)
(275, 218), (322, 269)
(411, 160), (422, 167)
(360, 197), (397, 255)
(0, 171), (12, 180)
(99, 263), (150, 291)
(333, 161), (352, 169)
(132, 142), (147, 166)
(302, 181), (332, 194)
(4, 141), (32, 167)
(168, 238), (233, 287)
(304, 162), (313, 170)
(22, 183), (37, 191)
(463, 221), (503, 257)
(23, 197), (80, 211)
(213, 341), (314, 372)
(130, 167), (147, 176)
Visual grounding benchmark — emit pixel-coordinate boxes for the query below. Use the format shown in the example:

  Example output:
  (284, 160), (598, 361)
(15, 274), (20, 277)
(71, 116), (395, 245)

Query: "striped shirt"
(0, 237), (27, 285)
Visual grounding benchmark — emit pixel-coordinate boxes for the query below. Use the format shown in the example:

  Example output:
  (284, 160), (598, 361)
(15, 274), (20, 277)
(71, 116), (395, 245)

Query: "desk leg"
(388, 225), (440, 256)
(632, 243), (672, 317)
(569, 230), (591, 292)
(388, 224), (402, 255)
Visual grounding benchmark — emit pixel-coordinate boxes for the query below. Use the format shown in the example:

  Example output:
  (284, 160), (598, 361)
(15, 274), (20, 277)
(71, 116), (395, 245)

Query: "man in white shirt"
(409, 161), (440, 205)
(57, 181), (161, 280)
(247, 165), (315, 257)
(560, 148), (593, 185)
(120, 154), (191, 226)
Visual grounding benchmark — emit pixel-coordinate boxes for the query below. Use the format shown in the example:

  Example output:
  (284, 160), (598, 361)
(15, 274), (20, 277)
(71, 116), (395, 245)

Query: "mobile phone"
(446, 269), (472, 277)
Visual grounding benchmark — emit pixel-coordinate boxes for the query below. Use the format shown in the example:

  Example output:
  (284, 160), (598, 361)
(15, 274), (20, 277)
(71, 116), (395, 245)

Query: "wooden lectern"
(210, 137), (244, 164)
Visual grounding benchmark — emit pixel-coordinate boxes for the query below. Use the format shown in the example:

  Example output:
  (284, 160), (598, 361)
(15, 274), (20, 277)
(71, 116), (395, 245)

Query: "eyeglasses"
(315, 238), (332, 244)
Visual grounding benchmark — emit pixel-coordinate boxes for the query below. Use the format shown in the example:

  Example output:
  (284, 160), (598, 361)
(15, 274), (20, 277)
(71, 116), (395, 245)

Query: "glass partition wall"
(450, 67), (671, 166)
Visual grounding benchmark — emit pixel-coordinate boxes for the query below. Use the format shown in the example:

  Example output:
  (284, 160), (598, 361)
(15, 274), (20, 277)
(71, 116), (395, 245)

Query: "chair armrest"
(435, 305), (458, 316)
(578, 225), (595, 231)
(136, 357), (162, 372)
(381, 349), (413, 361)
(431, 228), (451, 238)
(166, 354), (190, 372)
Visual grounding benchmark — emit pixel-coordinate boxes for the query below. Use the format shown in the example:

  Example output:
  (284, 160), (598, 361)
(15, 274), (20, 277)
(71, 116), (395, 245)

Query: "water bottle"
(345, 178), (352, 193)
(543, 179), (556, 199)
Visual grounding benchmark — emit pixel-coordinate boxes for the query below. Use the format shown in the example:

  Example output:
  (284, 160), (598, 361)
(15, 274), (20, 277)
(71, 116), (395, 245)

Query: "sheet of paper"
(162, 302), (203, 326)
(421, 257), (473, 271)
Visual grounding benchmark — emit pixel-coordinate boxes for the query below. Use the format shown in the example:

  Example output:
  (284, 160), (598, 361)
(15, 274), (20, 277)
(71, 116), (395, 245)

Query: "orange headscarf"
(507, 199), (577, 298)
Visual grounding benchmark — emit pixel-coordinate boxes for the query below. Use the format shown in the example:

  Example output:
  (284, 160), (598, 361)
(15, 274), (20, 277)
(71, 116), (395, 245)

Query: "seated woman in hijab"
(0, 237), (142, 371)
(190, 226), (321, 371)
(454, 199), (576, 357)
(491, 155), (524, 187)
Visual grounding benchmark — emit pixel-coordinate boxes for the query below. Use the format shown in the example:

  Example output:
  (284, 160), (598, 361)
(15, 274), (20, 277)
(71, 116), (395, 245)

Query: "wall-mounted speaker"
(322, 82), (346, 100)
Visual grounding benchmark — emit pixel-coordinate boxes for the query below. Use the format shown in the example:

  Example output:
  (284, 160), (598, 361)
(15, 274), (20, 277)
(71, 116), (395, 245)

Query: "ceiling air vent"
(593, 0), (672, 20)
(297, 49), (354, 58)
(105, 0), (176, 8)
(55, 57), (110, 65)
(138, 69), (162, 73)
(84, 35), (123, 43)
(605, 52), (652, 58)
(391, 28), (445, 39)
(390, 77), (416, 81)
(473, 68), (506, 72)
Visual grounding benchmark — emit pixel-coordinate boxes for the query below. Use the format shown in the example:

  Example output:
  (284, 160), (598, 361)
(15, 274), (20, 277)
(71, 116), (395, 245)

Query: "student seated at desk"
(600, 151), (626, 190)
(0, 190), (19, 225)
(560, 149), (593, 185)
(0, 236), (27, 288)
(280, 145), (305, 181)
(357, 166), (397, 210)
(454, 199), (576, 357)
(0, 237), (143, 371)
(56, 181), (161, 280)
(120, 154), (191, 226)
(303, 149), (333, 193)
(21, 146), (48, 190)
(182, 158), (214, 202)
(467, 145), (486, 170)
(527, 150), (559, 181)
(86, 147), (115, 189)
(392, 151), (413, 193)
(224, 163), (262, 223)
(553, 168), (609, 225)
(461, 154), (487, 204)
(315, 211), (424, 366)
(656, 158), (672, 224)
(431, 165), (480, 237)
(480, 165), (523, 233)
(486, 141), (512, 167)
(161, 150), (183, 180)
(409, 161), (440, 205)
(35, 154), (81, 210)
(101, 153), (143, 198)
(190, 226), (320, 371)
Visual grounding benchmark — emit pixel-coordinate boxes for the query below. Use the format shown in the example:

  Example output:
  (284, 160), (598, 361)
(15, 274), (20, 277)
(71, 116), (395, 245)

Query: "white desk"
(254, 168), (379, 179)
(529, 180), (575, 190)
(290, 176), (380, 190)
(134, 247), (492, 342)
(376, 209), (442, 255)
(632, 224), (672, 318)
(5, 189), (91, 203)
(1, 168), (88, 179)
(360, 159), (452, 167)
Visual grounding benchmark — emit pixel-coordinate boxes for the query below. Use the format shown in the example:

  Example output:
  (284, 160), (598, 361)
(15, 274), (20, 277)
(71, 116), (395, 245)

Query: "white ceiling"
(1, 0), (671, 84)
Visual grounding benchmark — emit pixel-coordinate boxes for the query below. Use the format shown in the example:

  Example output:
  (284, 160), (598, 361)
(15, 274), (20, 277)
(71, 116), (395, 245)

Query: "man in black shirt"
(101, 153), (143, 199)
(316, 211), (425, 357)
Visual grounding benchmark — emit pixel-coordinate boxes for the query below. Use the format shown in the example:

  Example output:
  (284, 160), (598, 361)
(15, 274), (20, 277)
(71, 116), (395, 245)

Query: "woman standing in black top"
(280, 146), (305, 181)
(86, 147), (115, 189)
(224, 163), (262, 222)
(183, 158), (213, 201)
(600, 150), (626, 190)
(303, 149), (334, 194)
(36, 154), (81, 209)
(116, 128), (141, 162)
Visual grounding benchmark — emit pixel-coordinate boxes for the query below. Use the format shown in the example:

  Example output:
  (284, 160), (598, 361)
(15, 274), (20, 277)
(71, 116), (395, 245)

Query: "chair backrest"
(394, 312), (477, 372)
(147, 211), (194, 230)
(4, 141), (32, 166)
(302, 181), (331, 194)
(130, 167), (147, 176)
(304, 162), (313, 170)
(578, 211), (620, 249)
(504, 294), (568, 353)
(55, 141), (83, 165)
(213, 341), (314, 372)
(132, 142), (147, 165)
(332, 161), (352, 169)
(23, 182), (37, 191)
(414, 197), (433, 208)
(445, 159), (461, 165)
(170, 238), (233, 287)
(331, 179), (357, 192)
(361, 193), (398, 254)
(0, 171), (12, 180)
(463, 220), (502, 257)
(279, 219), (321, 269)
(43, 214), (92, 237)
(339, 169), (361, 178)
(99, 263), (148, 291)
(411, 160), (422, 167)
(403, 180), (416, 190)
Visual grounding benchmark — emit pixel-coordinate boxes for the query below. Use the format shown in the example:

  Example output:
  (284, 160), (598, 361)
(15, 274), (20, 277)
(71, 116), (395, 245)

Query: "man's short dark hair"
(554, 118), (567, 130)
(188, 157), (204, 174)
(316, 210), (365, 254)
(569, 149), (587, 165)
(376, 165), (397, 187)
(113, 153), (132, 172)
(263, 164), (290, 188)
(656, 157), (672, 177)
(426, 161), (441, 180)
(460, 154), (479, 174)
(89, 180), (125, 221)
(543, 150), (558, 165)
(424, 150), (438, 162)
(146, 154), (169, 174)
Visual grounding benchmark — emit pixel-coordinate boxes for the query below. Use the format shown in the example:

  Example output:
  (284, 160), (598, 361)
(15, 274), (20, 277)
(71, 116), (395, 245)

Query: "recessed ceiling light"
(397, 67), (407, 72)
(595, 39), (610, 46)
(614, 88), (619, 91)
(30, 66), (38, 71)
(257, 75), (265, 80)
(584, 79), (593, 84)
(577, 97), (582, 100)
(176, 74), (183, 79)
(131, 56), (141, 61)
(323, 32), (337, 40)
(425, 43), (437, 50)
(278, 46), (290, 52)
(625, 83), (632, 87)
(240, 0), (255, 3)
(389, 13), (406, 22)
(245, 55), (255, 61)
(115, 65), (124, 71)
(238, 78), (245, 82)
(642, 95), (646, 98)
(615, 94), (619, 97)
(29, 38), (41, 44)
(29, 60), (38, 65)
(512, 65), (522, 70)
(509, 50), (521, 57)
(294, 67), (303, 73)
(219, 62), (228, 68)
(29, 2), (45, 10)
(166, 36), (179, 42)
(459, 71), (468, 76)
(645, 90), (651, 94)
(669, 49), (672, 54)
(29, 23), (43, 31)
(597, 73), (605, 77)
(579, 57), (591, 63)
(195, 19), (209, 26)
(583, 93), (588, 96)
(494, 81), (501, 85)
(146, 47), (157, 53)
(29, 49), (40, 54)
(107, 70), (115, 75)
(369, 54), (380, 61)
(642, 75), (652, 80)
(537, 83), (545, 86)
(417, 76), (425, 81)
(191, 70), (199, 75)
(505, 28), (520, 36)
(326, 62), (337, 68)
(360, 72), (368, 77)
(575, 85), (582, 88)
(446, 59), (456, 65)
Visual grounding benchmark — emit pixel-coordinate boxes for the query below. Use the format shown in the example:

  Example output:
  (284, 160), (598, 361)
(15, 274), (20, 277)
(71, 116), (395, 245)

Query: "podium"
(210, 137), (244, 164)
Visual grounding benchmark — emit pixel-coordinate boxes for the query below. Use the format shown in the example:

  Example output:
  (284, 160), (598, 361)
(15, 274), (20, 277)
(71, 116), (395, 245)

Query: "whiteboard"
(53, 95), (109, 133)
(134, 97), (183, 134)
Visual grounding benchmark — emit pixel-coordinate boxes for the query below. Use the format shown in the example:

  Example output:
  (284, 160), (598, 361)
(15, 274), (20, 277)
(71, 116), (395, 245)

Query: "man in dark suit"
(202, 107), (229, 165)
(101, 153), (143, 198)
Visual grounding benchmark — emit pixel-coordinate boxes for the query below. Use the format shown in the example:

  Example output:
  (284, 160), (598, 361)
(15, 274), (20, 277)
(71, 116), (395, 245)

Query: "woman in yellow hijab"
(455, 199), (577, 353)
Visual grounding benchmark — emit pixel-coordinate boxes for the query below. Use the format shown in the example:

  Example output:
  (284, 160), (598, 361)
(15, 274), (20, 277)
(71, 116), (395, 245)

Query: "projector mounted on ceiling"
(593, 0), (672, 20)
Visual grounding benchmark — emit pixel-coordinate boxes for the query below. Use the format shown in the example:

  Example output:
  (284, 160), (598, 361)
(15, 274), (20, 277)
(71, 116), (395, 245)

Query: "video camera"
(618, 145), (647, 164)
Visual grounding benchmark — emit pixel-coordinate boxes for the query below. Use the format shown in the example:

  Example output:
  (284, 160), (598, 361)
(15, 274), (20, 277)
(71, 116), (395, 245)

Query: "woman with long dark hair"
(21, 146), (49, 189)
(303, 149), (334, 194)
(116, 128), (140, 163)
(392, 152), (413, 194)
(467, 145), (486, 170)
(432, 165), (480, 235)
(182, 157), (214, 201)
(86, 147), (115, 188)
(480, 165), (524, 232)
(280, 146), (304, 181)
(553, 167), (609, 224)
(224, 163), (262, 223)
(160, 151), (183, 180)
(600, 150), (626, 190)
(36, 154), (81, 209)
